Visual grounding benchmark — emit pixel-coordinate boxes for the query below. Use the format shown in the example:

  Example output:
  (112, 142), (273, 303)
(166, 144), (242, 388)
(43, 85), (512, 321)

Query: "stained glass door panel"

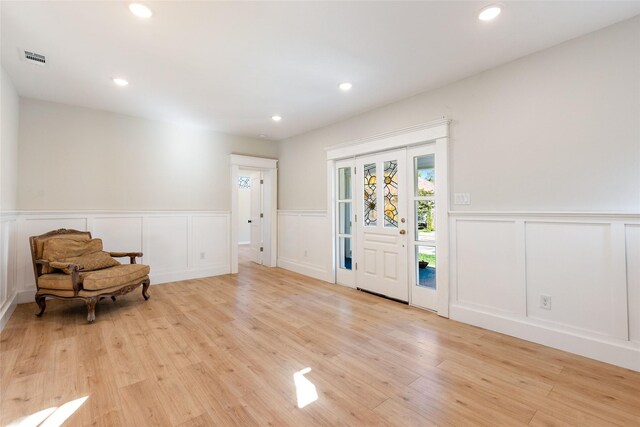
(355, 149), (407, 301)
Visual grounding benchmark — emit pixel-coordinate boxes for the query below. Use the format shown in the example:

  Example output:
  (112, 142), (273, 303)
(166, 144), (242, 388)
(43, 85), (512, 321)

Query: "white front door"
(356, 149), (408, 301)
(249, 173), (263, 264)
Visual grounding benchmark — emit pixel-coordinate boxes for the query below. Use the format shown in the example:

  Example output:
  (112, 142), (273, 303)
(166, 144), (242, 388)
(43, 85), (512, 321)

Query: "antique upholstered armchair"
(29, 229), (150, 322)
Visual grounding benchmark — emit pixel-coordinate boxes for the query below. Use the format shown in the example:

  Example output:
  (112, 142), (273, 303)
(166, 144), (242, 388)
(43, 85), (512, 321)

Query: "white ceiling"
(2, 1), (639, 140)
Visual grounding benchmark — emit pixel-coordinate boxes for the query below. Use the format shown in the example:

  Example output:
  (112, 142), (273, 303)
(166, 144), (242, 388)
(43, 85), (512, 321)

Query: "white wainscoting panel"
(11, 211), (231, 307)
(93, 216), (143, 253)
(277, 211), (331, 282)
(0, 213), (18, 331)
(146, 216), (189, 274)
(626, 224), (640, 344)
(191, 215), (230, 269)
(525, 222), (623, 338)
(455, 220), (521, 314)
(450, 212), (640, 371)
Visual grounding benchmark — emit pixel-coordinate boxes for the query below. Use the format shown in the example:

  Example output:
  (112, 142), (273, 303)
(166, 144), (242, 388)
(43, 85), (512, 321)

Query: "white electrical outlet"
(540, 294), (551, 310)
(454, 193), (471, 205)
(200, 252), (205, 260)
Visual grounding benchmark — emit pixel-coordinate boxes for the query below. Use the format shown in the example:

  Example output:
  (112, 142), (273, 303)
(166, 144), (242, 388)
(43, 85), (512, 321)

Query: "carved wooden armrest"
(109, 252), (143, 264)
(39, 261), (82, 295)
(35, 259), (50, 276)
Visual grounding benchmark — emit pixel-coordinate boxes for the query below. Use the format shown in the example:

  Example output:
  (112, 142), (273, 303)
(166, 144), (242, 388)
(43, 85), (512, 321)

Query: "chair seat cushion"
(38, 273), (75, 290)
(82, 264), (150, 290)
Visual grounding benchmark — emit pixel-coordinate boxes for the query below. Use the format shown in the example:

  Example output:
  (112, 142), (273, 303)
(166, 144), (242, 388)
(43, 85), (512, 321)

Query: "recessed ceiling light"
(271, 115), (282, 122)
(112, 77), (129, 87)
(478, 5), (502, 21)
(339, 82), (352, 91)
(129, 3), (153, 19)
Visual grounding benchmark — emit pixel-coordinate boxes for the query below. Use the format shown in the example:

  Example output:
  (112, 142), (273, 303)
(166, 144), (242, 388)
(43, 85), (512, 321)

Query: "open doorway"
(237, 170), (263, 265)
(230, 154), (278, 273)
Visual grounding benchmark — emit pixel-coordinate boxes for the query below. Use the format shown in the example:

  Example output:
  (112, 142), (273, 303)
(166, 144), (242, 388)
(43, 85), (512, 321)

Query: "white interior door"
(356, 149), (408, 301)
(249, 173), (263, 264)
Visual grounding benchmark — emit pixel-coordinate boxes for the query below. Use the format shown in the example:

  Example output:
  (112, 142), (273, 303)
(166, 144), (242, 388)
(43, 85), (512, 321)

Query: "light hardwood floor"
(1, 255), (640, 426)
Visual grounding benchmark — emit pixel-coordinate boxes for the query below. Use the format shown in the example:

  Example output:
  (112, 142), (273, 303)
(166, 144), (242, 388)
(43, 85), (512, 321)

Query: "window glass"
(415, 200), (435, 241)
(339, 202), (352, 235)
(415, 155), (435, 196)
(339, 237), (353, 270)
(416, 246), (436, 289)
(338, 167), (352, 200)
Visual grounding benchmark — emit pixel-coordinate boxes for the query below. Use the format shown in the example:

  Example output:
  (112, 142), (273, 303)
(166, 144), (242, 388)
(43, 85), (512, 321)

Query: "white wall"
(278, 16), (640, 213)
(18, 98), (278, 211)
(276, 17), (640, 369)
(0, 66), (20, 329)
(1, 66), (19, 212)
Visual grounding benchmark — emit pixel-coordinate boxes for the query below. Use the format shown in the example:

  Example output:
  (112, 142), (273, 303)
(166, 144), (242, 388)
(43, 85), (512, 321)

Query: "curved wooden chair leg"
(86, 297), (97, 323)
(35, 297), (46, 317)
(111, 296), (116, 302)
(142, 280), (150, 300)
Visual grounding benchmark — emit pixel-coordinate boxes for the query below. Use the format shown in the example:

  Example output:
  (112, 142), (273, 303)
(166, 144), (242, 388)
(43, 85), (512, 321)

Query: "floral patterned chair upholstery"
(29, 228), (150, 322)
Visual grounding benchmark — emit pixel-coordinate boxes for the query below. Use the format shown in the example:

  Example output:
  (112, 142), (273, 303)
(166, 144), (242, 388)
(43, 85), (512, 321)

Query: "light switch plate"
(454, 193), (471, 205)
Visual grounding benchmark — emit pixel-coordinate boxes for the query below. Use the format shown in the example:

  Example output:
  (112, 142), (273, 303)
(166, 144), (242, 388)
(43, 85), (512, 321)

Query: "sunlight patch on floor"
(293, 367), (318, 408)
(7, 395), (89, 427)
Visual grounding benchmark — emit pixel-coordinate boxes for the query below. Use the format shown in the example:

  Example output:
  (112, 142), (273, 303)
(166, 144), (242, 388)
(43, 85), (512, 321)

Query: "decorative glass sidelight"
(363, 163), (377, 226)
(383, 160), (399, 227)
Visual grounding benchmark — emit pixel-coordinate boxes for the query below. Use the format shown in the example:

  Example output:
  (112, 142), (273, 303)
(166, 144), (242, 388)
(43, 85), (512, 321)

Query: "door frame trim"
(326, 118), (451, 317)
(230, 154), (278, 273)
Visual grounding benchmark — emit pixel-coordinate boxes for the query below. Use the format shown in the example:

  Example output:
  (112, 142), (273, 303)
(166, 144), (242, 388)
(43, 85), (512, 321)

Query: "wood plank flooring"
(2, 254), (640, 426)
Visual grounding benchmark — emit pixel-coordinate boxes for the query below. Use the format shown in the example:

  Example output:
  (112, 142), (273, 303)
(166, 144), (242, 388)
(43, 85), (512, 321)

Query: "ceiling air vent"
(23, 50), (46, 65)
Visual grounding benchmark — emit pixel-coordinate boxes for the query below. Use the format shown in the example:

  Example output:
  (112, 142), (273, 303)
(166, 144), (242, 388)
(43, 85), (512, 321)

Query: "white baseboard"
(17, 289), (34, 305)
(450, 303), (640, 371)
(0, 292), (18, 331)
(277, 258), (330, 282)
(150, 265), (230, 284)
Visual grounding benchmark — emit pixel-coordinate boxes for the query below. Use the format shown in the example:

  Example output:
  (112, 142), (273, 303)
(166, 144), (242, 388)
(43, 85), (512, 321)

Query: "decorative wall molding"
(277, 210), (332, 282)
(450, 211), (640, 371)
(1, 210), (231, 325)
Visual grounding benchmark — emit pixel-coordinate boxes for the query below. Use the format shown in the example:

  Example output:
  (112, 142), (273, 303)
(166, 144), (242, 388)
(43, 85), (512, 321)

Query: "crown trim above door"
(326, 117), (450, 160)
